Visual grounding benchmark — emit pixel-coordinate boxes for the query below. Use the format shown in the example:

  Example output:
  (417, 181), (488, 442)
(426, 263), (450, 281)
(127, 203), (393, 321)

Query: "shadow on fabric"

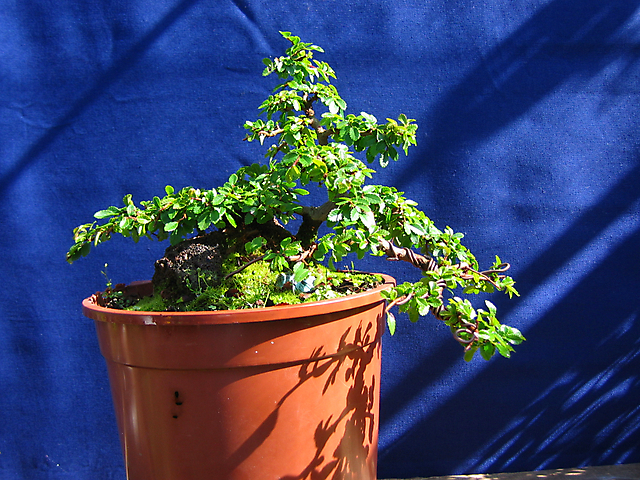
(395, 0), (640, 191)
(0, 0), (202, 196)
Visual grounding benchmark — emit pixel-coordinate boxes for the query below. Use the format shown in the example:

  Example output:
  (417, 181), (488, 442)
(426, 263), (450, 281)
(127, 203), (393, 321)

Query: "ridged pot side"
(83, 274), (394, 480)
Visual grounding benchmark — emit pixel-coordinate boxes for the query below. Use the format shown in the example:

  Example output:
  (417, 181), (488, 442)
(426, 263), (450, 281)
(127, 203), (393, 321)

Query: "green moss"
(125, 252), (382, 312)
(126, 293), (167, 311)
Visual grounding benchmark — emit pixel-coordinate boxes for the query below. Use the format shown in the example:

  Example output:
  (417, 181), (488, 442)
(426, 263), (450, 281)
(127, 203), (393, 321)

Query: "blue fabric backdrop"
(1, 1), (639, 478)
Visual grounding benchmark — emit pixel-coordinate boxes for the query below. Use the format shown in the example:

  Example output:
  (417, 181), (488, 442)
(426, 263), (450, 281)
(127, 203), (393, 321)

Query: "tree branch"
(299, 201), (336, 222)
(303, 93), (330, 145)
(377, 238), (438, 272)
(296, 201), (336, 247)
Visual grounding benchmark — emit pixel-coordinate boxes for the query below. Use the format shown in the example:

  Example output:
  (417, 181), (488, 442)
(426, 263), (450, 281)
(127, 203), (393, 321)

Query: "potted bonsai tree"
(67, 32), (524, 480)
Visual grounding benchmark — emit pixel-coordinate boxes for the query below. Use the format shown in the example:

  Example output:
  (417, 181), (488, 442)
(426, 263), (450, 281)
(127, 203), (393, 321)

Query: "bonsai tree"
(67, 32), (524, 361)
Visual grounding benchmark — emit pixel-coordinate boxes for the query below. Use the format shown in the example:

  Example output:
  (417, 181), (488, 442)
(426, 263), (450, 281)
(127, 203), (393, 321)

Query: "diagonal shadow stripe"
(395, 0), (640, 190)
(0, 0), (201, 195)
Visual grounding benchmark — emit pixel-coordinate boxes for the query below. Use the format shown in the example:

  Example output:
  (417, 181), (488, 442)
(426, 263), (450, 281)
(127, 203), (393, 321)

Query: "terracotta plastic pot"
(83, 274), (394, 480)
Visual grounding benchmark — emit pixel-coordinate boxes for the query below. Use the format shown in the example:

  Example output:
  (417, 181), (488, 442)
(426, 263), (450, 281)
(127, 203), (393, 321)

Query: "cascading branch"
(67, 31), (524, 361)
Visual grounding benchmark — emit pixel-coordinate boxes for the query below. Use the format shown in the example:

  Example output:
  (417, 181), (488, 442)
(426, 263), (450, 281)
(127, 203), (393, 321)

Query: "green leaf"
(164, 221), (179, 232)
(225, 212), (238, 228)
(501, 325), (526, 344)
(94, 206), (120, 219)
(169, 230), (183, 246)
(285, 164), (300, 183)
(348, 127), (360, 143)
(480, 344), (496, 361)
(360, 208), (376, 232)
(293, 262), (309, 283)
(118, 217), (132, 230)
(415, 297), (431, 316)
(272, 255), (289, 272)
(464, 347), (478, 362)
(496, 343), (512, 358)
(485, 300), (497, 316)
(79, 243), (91, 258)
(408, 304), (420, 323)
(360, 112), (377, 125)
(387, 312), (396, 335)
(165, 185), (174, 195)
(245, 236), (266, 254)
(197, 213), (211, 231)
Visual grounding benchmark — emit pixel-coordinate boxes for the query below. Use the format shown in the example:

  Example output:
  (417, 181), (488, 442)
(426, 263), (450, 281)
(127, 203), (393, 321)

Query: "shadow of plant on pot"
(279, 320), (381, 480)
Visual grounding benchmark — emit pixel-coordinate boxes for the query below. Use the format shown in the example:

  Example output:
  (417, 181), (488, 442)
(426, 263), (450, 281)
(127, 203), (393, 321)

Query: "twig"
(223, 254), (266, 280)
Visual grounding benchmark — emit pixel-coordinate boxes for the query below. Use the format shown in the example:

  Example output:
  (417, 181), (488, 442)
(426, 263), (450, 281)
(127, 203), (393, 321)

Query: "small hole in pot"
(173, 415), (178, 419)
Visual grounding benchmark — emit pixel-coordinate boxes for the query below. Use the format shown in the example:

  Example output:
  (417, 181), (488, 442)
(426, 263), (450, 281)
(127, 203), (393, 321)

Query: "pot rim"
(83, 273), (395, 326)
